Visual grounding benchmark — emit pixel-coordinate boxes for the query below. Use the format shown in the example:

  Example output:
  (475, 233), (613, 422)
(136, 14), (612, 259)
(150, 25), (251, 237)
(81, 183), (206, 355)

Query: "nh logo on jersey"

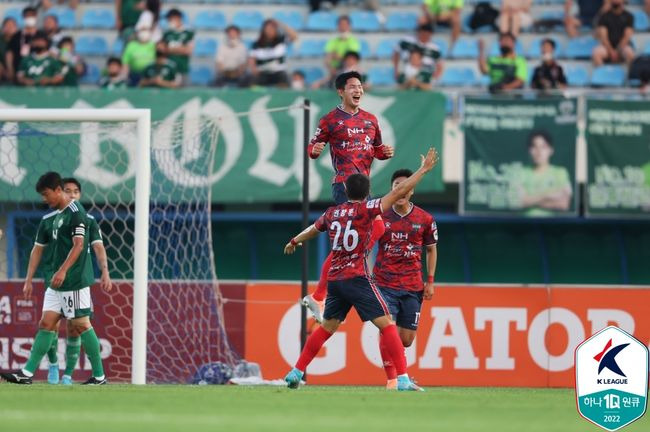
(391, 232), (408, 242)
(347, 128), (364, 136)
(575, 326), (648, 431)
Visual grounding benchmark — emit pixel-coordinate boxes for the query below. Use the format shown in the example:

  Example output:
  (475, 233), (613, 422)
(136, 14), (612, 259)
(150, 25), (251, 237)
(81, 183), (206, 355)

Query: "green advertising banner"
(463, 97), (578, 217)
(586, 99), (650, 217)
(0, 88), (444, 203)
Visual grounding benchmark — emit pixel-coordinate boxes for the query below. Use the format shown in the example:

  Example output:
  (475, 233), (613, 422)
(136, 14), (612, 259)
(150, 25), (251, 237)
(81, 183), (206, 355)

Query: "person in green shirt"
(324, 15), (361, 79)
(99, 57), (128, 89)
(478, 32), (527, 93)
(56, 37), (86, 87)
(140, 49), (180, 88)
(122, 27), (156, 86)
(159, 8), (194, 85)
(421, 0), (463, 45)
(398, 50), (433, 91)
(16, 32), (64, 87)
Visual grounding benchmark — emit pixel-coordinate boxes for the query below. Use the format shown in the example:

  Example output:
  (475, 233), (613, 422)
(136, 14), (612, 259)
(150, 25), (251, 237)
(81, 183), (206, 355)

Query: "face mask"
(500, 45), (512, 56)
(542, 52), (553, 62)
(23, 17), (37, 28)
(137, 30), (151, 43)
(291, 79), (305, 90)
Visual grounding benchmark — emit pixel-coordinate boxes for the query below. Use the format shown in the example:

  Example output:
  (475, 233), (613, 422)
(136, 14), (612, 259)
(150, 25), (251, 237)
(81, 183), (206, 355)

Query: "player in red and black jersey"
(283, 148), (438, 391)
(373, 169), (438, 389)
(303, 71), (394, 322)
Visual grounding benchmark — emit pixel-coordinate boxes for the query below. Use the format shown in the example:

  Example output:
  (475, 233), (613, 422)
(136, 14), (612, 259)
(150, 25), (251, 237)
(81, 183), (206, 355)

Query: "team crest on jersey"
(364, 120), (372, 127)
(57, 219), (63, 228)
(412, 224), (421, 231)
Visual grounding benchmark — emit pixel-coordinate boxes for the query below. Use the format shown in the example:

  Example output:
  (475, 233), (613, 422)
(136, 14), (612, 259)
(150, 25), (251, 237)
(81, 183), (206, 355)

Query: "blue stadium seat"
(300, 66), (325, 85)
(272, 11), (304, 30)
(393, 0), (420, 4)
(566, 36), (598, 59)
(46, 7), (76, 29)
(81, 9), (116, 29)
(488, 39), (524, 57)
(3, 8), (23, 27)
(438, 66), (477, 87)
(297, 39), (327, 58)
(359, 39), (371, 58)
(591, 65), (626, 87)
(193, 38), (218, 57)
(375, 39), (398, 59)
(433, 38), (449, 58)
(232, 11), (264, 31)
(306, 11), (338, 32)
(527, 36), (564, 59)
(189, 66), (212, 86)
(633, 9), (650, 31)
(112, 38), (124, 55)
(80, 63), (100, 85)
(385, 12), (417, 32)
(75, 36), (108, 56)
(565, 64), (589, 87)
(450, 37), (479, 58)
(367, 66), (395, 87)
(349, 11), (381, 32)
(193, 11), (226, 31)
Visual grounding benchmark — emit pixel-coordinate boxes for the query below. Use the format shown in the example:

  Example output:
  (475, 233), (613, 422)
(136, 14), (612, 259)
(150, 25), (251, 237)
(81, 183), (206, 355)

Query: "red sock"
(380, 324), (407, 376)
(312, 252), (332, 302)
(379, 332), (397, 380)
(367, 217), (385, 250)
(295, 326), (333, 372)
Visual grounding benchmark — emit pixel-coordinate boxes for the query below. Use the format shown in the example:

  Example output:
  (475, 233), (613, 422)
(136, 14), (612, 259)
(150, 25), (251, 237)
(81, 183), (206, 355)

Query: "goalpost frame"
(0, 109), (151, 385)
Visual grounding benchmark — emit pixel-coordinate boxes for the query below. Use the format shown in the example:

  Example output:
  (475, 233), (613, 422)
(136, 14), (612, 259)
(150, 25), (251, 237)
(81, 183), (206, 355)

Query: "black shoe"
(81, 376), (107, 385)
(1, 370), (33, 385)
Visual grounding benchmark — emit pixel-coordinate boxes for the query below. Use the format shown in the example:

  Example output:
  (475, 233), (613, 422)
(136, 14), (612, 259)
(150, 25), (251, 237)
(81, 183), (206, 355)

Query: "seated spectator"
(16, 31), (64, 87)
(5, 7), (39, 83)
(398, 50), (433, 90)
(324, 16), (360, 79)
(116, 0), (144, 38)
(564, 0), (610, 38)
(135, 0), (162, 43)
(313, 51), (366, 89)
(99, 57), (128, 89)
(478, 32), (527, 93)
(592, 0), (634, 66)
(159, 9), (194, 86)
(500, 0), (533, 37)
(249, 19), (297, 88)
(140, 49), (180, 88)
(122, 27), (156, 86)
(215, 25), (248, 88)
(531, 38), (567, 91)
(56, 36), (86, 86)
(392, 24), (444, 85)
(309, 0), (340, 12)
(420, 0), (462, 45)
(0, 17), (18, 83)
(43, 14), (65, 50)
(291, 70), (306, 90)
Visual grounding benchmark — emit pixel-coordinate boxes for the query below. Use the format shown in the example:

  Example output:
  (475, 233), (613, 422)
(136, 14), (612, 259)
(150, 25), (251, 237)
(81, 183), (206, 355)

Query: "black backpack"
(469, 2), (499, 31)
(629, 55), (650, 85)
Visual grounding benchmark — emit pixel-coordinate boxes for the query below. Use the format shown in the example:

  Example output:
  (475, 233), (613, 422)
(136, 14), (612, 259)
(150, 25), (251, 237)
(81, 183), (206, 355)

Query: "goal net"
(0, 109), (239, 383)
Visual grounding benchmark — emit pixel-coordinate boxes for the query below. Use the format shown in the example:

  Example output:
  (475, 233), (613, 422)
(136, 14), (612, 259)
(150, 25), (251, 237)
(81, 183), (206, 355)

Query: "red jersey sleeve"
(423, 215), (438, 246)
(365, 198), (383, 218)
(314, 212), (328, 232)
(308, 116), (330, 159)
(371, 118), (390, 160)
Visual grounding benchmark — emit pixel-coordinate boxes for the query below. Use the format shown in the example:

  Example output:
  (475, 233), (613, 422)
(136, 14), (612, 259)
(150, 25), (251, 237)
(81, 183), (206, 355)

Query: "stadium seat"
(232, 11), (264, 31)
(433, 38), (449, 58)
(189, 66), (212, 86)
(450, 37), (479, 58)
(81, 9), (116, 29)
(349, 11), (381, 32)
(112, 38), (124, 55)
(438, 66), (477, 87)
(272, 11), (304, 30)
(193, 38), (218, 57)
(565, 36), (598, 59)
(633, 9), (650, 31)
(46, 7), (76, 29)
(385, 12), (418, 32)
(393, 0), (421, 5)
(367, 66), (395, 87)
(306, 11), (338, 32)
(297, 39), (327, 58)
(375, 38), (398, 59)
(591, 65), (626, 87)
(526, 36), (564, 59)
(359, 39), (371, 58)
(193, 11), (227, 31)
(75, 36), (108, 56)
(3, 8), (23, 27)
(300, 66), (325, 85)
(565, 64), (589, 87)
(80, 63), (100, 85)
(488, 39), (524, 57)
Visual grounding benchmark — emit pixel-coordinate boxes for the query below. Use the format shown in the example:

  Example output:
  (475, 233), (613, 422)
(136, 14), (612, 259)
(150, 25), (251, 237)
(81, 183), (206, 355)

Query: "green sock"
(24, 330), (56, 374)
(80, 328), (104, 378)
(64, 336), (81, 376)
(46, 334), (59, 365)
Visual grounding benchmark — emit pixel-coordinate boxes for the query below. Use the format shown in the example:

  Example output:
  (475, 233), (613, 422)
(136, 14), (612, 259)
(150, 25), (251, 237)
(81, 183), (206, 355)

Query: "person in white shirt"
(215, 25), (249, 87)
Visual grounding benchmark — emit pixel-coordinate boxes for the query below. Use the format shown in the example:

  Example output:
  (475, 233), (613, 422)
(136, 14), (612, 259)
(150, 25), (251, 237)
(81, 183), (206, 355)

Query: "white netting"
(0, 117), (239, 383)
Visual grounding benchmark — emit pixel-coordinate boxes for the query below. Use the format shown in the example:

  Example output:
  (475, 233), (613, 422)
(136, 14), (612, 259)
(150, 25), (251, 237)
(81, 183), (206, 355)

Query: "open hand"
(420, 147), (439, 172)
(284, 241), (301, 255)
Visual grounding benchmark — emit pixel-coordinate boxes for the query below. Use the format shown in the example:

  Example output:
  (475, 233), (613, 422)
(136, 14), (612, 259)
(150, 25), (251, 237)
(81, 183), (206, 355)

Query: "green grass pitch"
(0, 384), (647, 432)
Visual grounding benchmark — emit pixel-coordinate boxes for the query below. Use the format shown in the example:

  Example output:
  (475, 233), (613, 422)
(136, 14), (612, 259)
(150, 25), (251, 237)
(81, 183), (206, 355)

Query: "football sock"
(80, 328), (105, 378)
(368, 217), (386, 250)
(46, 333), (59, 365)
(380, 324), (407, 376)
(64, 336), (81, 376)
(295, 326), (333, 372)
(23, 329), (56, 375)
(312, 252), (332, 302)
(379, 332), (398, 380)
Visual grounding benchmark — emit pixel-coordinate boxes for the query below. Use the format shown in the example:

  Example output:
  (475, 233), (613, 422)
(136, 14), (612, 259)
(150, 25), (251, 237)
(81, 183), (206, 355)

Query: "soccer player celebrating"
(373, 169), (438, 389)
(303, 70), (394, 322)
(283, 148), (438, 391)
(1, 172), (107, 385)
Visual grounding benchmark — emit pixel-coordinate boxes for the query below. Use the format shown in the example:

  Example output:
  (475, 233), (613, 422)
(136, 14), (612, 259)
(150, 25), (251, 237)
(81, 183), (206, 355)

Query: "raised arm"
(380, 147), (439, 211)
(284, 225), (321, 254)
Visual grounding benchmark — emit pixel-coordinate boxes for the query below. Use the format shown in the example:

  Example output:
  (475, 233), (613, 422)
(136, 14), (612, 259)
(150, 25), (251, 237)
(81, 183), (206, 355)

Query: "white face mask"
(542, 52), (553, 62)
(24, 17), (37, 28)
(137, 30), (151, 42)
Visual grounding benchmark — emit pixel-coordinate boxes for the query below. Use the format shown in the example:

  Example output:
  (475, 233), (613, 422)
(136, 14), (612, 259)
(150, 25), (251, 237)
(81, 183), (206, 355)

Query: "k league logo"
(575, 326), (649, 431)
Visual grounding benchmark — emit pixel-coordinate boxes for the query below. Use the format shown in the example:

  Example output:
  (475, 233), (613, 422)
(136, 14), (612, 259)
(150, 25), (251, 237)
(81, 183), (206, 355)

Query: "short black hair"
(57, 36), (73, 49)
(499, 31), (516, 42)
(338, 15), (350, 24)
(225, 24), (240, 34)
(342, 51), (360, 61)
(36, 172), (63, 193)
(166, 8), (183, 19)
(335, 71), (362, 90)
(293, 70), (305, 79)
(391, 169), (413, 185)
(528, 130), (553, 148)
(31, 31), (50, 46)
(2, 17), (17, 27)
(22, 6), (37, 16)
(107, 56), (122, 66)
(344, 174), (370, 200)
(416, 23), (434, 33)
(62, 177), (81, 192)
(541, 38), (556, 50)
(44, 13), (58, 24)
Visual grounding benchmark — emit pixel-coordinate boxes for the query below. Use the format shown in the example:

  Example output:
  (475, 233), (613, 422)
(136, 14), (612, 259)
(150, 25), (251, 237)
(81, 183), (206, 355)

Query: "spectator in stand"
(564, 0), (610, 38)
(116, 0), (144, 38)
(43, 14), (65, 54)
(531, 38), (567, 91)
(99, 57), (127, 89)
(313, 50), (366, 89)
(135, 0), (162, 43)
(478, 32), (527, 93)
(309, 0), (339, 12)
(5, 7), (39, 83)
(56, 36), (86, 86)
(215, 25), (248, 87)
(291, 70), (306, 90)
(122, 27), (156, 86)
(40, 0), (80, 10)
(398, 50), (433, 90)
(16, 31), (64, 87)
(420, 0), (462, 45)
(324, 16), (360, 80)
(393, 24), (444, 86)
(140, 49), (180, 88)
(0, 17), (18, 83)
(159, 9), (194, 86)
(249, 19), (297, 88)
(592, 0), (634, 66)
(499, 0), (533, 37)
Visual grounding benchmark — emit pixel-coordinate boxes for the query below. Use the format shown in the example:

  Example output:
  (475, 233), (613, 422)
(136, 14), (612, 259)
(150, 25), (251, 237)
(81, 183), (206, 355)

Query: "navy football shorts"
(378, 286), (424, 330)
(324, 276), (391, 322)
